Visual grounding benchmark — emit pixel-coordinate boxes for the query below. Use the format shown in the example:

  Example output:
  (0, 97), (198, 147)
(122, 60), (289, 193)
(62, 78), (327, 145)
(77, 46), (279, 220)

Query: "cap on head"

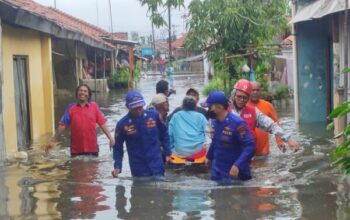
(125, 90), (145, 110)
(205, 91), (228, 107)
(234, 79), (252, 95)
(151, 93), (168, 105)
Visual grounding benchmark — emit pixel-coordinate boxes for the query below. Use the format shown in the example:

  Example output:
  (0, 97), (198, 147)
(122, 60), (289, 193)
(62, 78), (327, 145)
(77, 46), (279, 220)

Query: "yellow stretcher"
(169, 153), (206, 166)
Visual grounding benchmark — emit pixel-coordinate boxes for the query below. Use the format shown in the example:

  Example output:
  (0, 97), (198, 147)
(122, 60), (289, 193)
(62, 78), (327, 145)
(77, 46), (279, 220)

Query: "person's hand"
(112, 168), (121, 178)
(205, 158), (211, 167)
(44, 139), (56, 154)
(277, 143), (287, 153)
(229, 165), (239, 177)
(287, 139), (300, 152)
(109, 138), (115, 152)
(165, 156), (173, 164)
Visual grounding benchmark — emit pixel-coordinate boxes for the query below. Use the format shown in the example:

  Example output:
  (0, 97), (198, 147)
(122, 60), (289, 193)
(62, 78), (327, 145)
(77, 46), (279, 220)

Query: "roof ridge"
(47, 7), (109, 35)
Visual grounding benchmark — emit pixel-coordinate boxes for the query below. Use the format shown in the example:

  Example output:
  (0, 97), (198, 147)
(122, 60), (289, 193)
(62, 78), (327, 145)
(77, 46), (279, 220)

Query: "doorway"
(13, 56), (31, 150)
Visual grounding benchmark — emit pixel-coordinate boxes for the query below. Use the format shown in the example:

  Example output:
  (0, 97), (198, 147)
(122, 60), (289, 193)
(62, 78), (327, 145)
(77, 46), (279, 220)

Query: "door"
(13, 56), (31, 150)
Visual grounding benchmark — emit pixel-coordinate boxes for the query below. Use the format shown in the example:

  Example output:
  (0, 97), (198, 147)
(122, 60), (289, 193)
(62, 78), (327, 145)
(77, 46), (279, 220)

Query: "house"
(0, 0), (139, 160)
(291, 0), (348, 127)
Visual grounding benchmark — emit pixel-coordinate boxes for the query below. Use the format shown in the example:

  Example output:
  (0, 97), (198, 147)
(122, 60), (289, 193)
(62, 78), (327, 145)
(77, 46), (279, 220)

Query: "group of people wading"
(45, 79), (299, 184)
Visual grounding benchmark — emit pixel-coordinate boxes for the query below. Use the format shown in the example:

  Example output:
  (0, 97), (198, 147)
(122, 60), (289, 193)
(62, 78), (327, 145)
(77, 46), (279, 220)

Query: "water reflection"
(115, 183), (173, 220)
(57, 159), (110, 219)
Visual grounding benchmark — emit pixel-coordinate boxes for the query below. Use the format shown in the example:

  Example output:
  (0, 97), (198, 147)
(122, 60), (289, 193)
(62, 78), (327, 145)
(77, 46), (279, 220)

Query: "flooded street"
(1, 74), (350, 220)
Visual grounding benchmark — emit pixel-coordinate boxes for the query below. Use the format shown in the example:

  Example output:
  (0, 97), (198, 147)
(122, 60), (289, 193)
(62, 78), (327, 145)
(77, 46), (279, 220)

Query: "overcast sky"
(33, 0), (189, 39)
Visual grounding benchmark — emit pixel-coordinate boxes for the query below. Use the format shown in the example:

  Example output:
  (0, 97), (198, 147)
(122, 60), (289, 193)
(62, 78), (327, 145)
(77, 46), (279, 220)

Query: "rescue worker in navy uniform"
(205, 91), (255, 183)
(112, 90), (172, 179)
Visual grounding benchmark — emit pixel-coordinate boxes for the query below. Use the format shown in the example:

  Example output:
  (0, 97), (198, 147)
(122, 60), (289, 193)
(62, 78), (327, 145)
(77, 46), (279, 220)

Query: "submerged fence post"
(0, 18), (6, 163)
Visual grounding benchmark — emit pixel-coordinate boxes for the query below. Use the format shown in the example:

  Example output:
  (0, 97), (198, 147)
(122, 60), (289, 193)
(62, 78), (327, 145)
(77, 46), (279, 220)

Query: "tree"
(185, 0), (289, 61)
(185, 0), (289, 95)
(139, 0), (185, 27)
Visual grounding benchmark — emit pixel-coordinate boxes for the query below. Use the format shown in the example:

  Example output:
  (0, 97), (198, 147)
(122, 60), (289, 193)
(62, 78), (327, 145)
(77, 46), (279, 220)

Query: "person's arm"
(268, 105), (286, 150)
(255, 108), (299, 152)
(100, 124), (115, 151)
(255, 108), (290, 141)
(95, 103), (115, 151)
(45, 125), (66, 153)
(233, 122), (256, 171)
(156, 113), (172, 162)
(45, 106), (71, 153)
(113, 122), (125, 177)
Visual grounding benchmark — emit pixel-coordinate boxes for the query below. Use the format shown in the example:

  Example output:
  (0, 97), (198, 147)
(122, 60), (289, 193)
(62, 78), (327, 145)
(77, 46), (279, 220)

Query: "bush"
(108, 67), (129, 89)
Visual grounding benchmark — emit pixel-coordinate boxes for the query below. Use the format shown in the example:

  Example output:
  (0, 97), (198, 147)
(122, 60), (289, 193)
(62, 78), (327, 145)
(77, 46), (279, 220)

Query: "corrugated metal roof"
(291, 0), (348, 23)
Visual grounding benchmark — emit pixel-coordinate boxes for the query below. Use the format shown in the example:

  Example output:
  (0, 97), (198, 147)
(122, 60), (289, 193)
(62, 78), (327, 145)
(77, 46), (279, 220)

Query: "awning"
(291, 0), (348, 24)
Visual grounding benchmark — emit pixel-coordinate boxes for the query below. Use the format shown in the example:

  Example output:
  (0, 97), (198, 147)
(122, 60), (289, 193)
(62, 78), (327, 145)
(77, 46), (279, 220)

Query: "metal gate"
(13, 56), (31, 150)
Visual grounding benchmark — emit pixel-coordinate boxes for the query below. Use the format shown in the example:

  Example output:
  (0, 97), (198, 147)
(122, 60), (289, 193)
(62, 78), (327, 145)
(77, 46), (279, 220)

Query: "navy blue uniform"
(113, 110), (171, 177)
(207, 112), (255, 182)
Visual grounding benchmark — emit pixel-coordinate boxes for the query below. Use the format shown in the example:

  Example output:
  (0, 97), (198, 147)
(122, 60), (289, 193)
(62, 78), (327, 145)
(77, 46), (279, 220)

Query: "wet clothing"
(249, 99), (284, 155)
(113, 110), (171, 177)
(169, 110), (208, 158)
(207, 113), (255, 181)
(59, 102), (107, 155)
(168, 106), (207, 120)
(231, 104), (291, 143)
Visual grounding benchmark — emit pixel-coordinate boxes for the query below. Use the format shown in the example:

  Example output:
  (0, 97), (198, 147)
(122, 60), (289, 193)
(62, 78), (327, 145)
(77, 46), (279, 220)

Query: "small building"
(291, 0), (348, 125)
(0, 0), (124, 160)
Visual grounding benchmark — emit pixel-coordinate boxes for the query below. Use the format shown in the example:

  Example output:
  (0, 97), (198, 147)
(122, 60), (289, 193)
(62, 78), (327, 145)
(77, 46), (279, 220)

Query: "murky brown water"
(1, 74), (350, 220)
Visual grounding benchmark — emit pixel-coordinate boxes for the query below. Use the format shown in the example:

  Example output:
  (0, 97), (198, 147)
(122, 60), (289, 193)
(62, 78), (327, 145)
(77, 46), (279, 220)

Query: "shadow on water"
(1, 74), (350, 219)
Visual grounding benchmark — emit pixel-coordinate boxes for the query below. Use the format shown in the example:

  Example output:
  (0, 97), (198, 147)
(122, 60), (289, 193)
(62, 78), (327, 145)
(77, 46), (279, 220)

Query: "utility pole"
(152, 22), (156, 54)
(108, 0), (114, 34)
(168, 3), (172, 64)
(54, 0), (56, 8)
(96, 0), (99, 26)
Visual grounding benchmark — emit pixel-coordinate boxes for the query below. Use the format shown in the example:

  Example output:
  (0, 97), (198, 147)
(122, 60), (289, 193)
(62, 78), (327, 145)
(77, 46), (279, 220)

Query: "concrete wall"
(0, 18), (5, 162)
(296, 18), (330, 123)
(1, 24), (54, 155)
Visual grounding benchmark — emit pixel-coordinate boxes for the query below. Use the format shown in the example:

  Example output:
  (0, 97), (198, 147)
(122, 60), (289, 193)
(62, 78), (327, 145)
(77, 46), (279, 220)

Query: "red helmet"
(234, 79), (252, 95)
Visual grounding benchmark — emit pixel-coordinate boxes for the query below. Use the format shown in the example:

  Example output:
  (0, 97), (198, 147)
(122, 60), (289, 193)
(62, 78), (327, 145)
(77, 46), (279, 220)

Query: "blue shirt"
(169, 110), (207, 157)
(207, 112), (255, 181)
(113, 110), (171, 177)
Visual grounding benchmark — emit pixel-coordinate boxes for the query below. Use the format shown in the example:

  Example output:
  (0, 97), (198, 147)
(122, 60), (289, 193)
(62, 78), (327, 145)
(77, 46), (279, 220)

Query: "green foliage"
(134, 62), (142, 83)
(108, 67), (130, 89)
(328, 68), (350, 175)
(186, 0), (289, 59)
(188, 0), (288, 97)
(274, 84), (289, 101)
(139, 0), (185, 27)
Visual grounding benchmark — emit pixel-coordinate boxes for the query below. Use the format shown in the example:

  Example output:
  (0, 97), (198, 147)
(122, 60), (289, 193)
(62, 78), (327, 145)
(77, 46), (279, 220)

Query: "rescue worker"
(169, 96), (209, 159)
(168, 88), (207, 120)
(112, 90), (172, 179)
(249, 81), (285, 155)
(231, 79), (299, 153)
(45, 84), (114, 157)
(205, 91), (255, 183)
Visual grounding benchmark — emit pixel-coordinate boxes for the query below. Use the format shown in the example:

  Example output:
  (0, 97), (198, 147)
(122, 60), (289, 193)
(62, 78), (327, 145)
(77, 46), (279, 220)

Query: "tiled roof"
(171, 34), (187, 49)
(109, 32), (129, 40)
(2, 0), (115, 49)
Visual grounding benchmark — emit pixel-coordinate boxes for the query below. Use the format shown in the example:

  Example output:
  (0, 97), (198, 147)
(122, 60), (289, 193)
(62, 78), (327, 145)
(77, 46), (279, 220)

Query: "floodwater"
(1, 74), (350, 220)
